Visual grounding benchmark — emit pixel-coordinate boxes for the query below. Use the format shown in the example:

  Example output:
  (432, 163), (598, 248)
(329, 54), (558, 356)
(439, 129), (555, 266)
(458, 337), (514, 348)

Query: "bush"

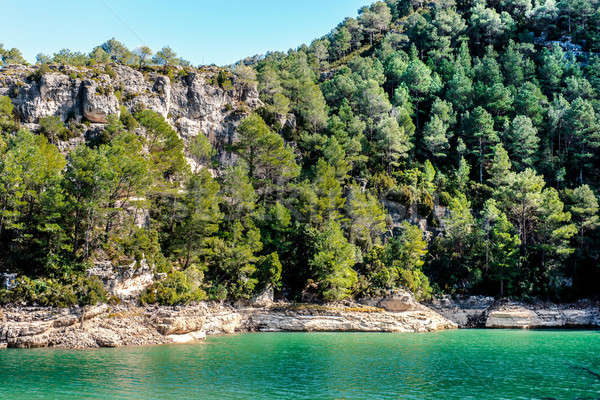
(119, 106), (138, 131)
(0, 275), (107, 307)
(30, 63), (51, 83)
(398, 268), (432, 301)
(140, 268), (207, 305)
(206, 284), (228, 302)
(38, 115), (70, 142)
(104, 64), (116, 79)
(72, 276), (107, 306)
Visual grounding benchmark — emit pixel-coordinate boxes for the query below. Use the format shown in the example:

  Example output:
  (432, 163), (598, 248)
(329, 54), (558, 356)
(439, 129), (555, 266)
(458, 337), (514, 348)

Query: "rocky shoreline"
(429, 296), (600, 329)
(2, 294), (598, 349)
(0, 293), (456, 349)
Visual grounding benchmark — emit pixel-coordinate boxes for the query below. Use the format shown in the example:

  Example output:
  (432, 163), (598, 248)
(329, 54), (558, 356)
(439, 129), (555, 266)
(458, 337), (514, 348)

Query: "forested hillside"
(1, 0), (599, 306)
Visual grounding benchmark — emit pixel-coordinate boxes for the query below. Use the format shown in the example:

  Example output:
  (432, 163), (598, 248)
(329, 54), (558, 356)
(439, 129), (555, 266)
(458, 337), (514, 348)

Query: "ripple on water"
(0, 330), (599, 400)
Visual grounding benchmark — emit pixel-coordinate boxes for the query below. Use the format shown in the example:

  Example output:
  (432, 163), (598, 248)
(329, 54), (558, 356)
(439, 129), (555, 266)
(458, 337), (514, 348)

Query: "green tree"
(331, 26), (352, 58)
(205, 220), (262, 299)
(99, 38), (132, 64)
(465, 106), (499, 183)
(569, 184), (599, 247)
(423, 98), (455, 160)
(135, 46), (153, 67)
(0, 130), (67, 273)
(232, 113), (299, 201)
(358, 1), (392, 44)
(469, 0), (514, 47)
(0, 45), (27, 65)
(479, 199), (520, 296)
(390, 222), (432, 300)
(345, 184), (387, 251)
(153, 46), (178, 67)
(0, 96), (17, 134)
(308, 220), (359, 301)
(375, 116), (411, 173)
(38, 116), (68, 142)
(174, 170), (222, 269)
(563, 98), (600, 184)
(503, 115), (539, 170)
(399, 53), (438, 128)
(136, 110), (187, 182)
(188, 133), (214, 172)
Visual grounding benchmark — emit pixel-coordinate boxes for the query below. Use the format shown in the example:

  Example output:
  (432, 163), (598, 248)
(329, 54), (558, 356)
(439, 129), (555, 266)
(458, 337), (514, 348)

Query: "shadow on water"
(569, 364), (600, 381)
(539, 363), (600, 400)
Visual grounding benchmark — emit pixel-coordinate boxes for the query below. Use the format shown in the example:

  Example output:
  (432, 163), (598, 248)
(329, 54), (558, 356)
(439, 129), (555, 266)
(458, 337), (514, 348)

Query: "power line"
(98, 0), (146, 46)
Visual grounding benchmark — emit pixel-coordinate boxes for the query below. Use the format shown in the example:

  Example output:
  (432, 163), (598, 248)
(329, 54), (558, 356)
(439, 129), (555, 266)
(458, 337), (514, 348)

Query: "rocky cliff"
(0, 295), (457, 349)
(0, 63), (260, 162)
(430, 296), (600, 329)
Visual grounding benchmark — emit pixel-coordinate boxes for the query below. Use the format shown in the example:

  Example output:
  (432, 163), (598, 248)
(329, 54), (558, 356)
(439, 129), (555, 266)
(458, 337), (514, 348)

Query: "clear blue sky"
(2, 0), (373, 66)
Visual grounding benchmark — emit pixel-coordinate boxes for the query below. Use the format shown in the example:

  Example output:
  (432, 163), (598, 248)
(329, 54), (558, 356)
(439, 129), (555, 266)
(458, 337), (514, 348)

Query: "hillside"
(1, 0), (599, 306)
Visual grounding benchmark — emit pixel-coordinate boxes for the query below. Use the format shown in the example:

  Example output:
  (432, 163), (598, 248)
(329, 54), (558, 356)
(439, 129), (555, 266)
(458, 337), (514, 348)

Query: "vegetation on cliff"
(2, 0), (600, 305)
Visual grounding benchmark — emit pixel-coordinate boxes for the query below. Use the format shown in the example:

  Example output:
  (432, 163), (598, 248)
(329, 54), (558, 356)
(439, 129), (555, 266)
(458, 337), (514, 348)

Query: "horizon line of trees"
(1, 38), (191, 69)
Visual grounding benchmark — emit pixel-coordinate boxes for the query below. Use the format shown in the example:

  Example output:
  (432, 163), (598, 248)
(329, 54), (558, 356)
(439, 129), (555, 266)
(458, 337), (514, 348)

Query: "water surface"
(1, 330), (599, 399)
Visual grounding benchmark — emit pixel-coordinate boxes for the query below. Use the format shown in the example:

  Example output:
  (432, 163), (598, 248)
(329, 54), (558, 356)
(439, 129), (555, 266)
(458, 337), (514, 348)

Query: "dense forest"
(1, 0), (600, 306)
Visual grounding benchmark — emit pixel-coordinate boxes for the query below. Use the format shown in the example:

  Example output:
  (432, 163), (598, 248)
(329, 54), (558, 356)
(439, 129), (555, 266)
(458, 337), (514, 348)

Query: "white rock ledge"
(0, 301), (456, 349)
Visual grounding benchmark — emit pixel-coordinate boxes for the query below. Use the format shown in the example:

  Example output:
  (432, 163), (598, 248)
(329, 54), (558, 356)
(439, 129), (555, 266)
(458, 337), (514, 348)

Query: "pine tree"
(503, 115), (539, 170)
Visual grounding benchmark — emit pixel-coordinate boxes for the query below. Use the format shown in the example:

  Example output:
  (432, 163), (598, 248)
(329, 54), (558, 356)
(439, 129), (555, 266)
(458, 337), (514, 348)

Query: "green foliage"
(140, 268), (207, 305)
(4, 0), (600, 303)
(135, 109), (187, 181)
(188, 133), (214, 171)
(232, 113), (299, 201)
(0, 96), (17, 134)
(308, 220), (359, 301)
(38, 116), (71, 142)
(0, 275), (106, 307)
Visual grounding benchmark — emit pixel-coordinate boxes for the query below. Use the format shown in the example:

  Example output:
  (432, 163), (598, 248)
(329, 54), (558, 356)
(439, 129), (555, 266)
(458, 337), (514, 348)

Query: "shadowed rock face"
(429, 296), (600, 329)
(0, 64), (261, 163)
(81, 80), (119, 123)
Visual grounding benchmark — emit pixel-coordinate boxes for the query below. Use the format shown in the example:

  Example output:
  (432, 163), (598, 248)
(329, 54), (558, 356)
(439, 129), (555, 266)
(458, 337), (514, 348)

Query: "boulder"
(93, 328), (121, 348)
(167, 330), (206, 344)
(377, 290), (425, 312)
(251, 286), (274, 308)
(155, 316), (204, 335)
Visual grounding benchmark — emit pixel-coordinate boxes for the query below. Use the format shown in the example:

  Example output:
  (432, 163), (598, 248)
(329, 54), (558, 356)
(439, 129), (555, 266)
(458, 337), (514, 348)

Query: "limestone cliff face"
(429, 296), (600, 328)
(0, 63), (261, 162)
(0, 299), (457, 349)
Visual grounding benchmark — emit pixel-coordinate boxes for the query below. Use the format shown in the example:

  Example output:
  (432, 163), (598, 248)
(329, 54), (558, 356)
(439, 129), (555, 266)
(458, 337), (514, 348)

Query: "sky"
(1, 0), (373, 66)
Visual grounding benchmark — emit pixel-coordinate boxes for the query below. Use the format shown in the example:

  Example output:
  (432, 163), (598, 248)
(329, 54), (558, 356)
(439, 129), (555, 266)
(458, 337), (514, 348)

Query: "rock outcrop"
(359, 289), (430, 312)
(429, 296), (600, 329)
(247, 305), (456, 333)
(0, 63), (260, 163)
(0, 300), (457, 349)
(87, 260), (155, 301)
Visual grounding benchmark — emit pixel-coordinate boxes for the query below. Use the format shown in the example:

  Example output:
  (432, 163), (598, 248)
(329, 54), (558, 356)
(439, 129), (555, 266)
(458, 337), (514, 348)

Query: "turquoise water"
(0, 330), (599, 399)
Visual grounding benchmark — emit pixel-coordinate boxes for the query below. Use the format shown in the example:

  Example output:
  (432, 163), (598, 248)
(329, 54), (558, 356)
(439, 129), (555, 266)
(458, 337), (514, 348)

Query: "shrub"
(0, 275), (107, 307)
(206, 284), (228, 302)
(398, 268), (432, 301)
(38, 115), (70, 142)
(119, 106), (138, 132)
(72, 276), (108, 306)
(140, 268), (207, 305)
(104, 64), (116, 79)
(30, 63), (51, 83)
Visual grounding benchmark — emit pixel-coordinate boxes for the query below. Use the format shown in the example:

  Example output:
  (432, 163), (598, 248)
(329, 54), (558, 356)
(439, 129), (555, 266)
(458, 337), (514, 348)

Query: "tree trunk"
(479, 137), (483, 183)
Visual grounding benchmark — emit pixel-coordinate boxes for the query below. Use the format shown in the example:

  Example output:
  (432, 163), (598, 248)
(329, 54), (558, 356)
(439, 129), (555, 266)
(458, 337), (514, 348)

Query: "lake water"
(1, 330), (599, 399)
